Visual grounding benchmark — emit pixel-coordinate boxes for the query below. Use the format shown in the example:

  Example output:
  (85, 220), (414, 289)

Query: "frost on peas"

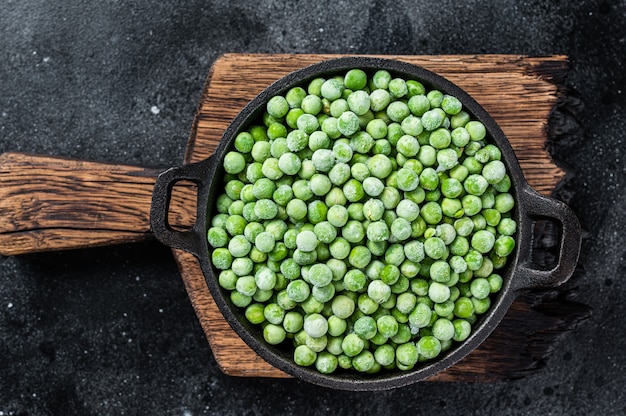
(209, 68), (521, 375)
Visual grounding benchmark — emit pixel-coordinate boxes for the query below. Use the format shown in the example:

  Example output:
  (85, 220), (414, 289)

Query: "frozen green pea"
(366, 220), (390, 243)
(497, 218), (517, 236)
(343, 68), (367, 90)
(408, 94), (430, 116)
(351, 131), (375, 154)
(292, 180), (313, 201)
(286, 198), (307, 221)
(388, 78), (408, 98)
(245, 162), (263, 184)
(427, 90), (444, 108)
(342, 220), (365, 244)
(343, 269), (366, 293)
(212, 247), (233, 271)
(294, 344), (317, 366)
(452, 319), (471, 342)
(429, 281), (450, 303)
(369, 89), (392, 112)
(309, 148), (334, 173)
(432, 318), (455, 341)
(285, 108), (304, 129)
(374, 344), (396, 366)
(380, 187), (401, 209)
(441, 95), (462, 115)
(267, 95), (289, 118)
(450, 110), (471, 129)
(390, 218), (411, 241)
(366, 118), (389, 140)
(417, 144), (437, 167)
(321, 78), (344, 101)
(494, 235), (516, 257)
(424, 237), (446, 260)
(307, 131), (330, 152)
(420, 201), (443, 225)
(349, 245), (372, 269)
(494, 193), (515, 213)
(466, 121), (486, 141)
(347, 90), (371, 115)
(451, 127), (470, 147)
(368, 280), (392, 304)
(454, 297), (474, 318)
(341, 179), (363, 202)
(400, 115), (423, 136)
(307, 263), (333, 288)
(386, 101), (410, 122)
(354, 316), (377, 340)
(362, 177), (385, 197)
(462, 195), (482, 216)
(254, 199), (278, 220)
(437, 148), (459, 171)
(430, 261), (451, 283)
(254, 267), (277, 291)
(312, 221), (336, 244)
(272, 184), (293, 206)
(276, 152), (301, 175)
(396, 168), (420, 191)
(223, 151), (246, 175)
(261, 157), (283, 180)
(429, 128), (451, 149)
(296, 230), (319, 252)
(337, 111), (360, 136)
(396, 135), (420, 158)
(254, 231), (275, 253)
(330, 99), (349, 117)
(372, 70), (392, 89)
(252, 177), (276, 199)
(333, 140), (354, 163)
(234, 132), (254, 153)
(283, 311), (304, 333)
(329, 237), (351, 259)
(419, 167), (439, 191)
(251, 141), (272, 163)
(207, 227), (228, 248)
(320, 116), (341, 139)
(421, 108), (446, 131)
(286, 280), (310, 303)
(341, 333), (365, 358)
(470, 277), (491, 300)
(280, 258), (301, 281)
(245, 303), (266, 325)
(465, 249), (484, 271)
(228, 235), (251, 258)
(296, 113), (319, 134)
(286, 129), (308, 153)
(327, 205), (349, 228)
(363, 198), (385, 221)
(218, 270), (238, 290)
(235, 275), (257, 297)
(464, 174), (489, 196)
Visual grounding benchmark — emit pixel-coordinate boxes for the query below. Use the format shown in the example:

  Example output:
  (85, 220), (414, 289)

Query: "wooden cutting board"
(0, 54), (590, 381)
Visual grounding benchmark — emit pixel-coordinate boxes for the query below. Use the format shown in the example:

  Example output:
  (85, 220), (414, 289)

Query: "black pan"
(150, 57), (581, 391)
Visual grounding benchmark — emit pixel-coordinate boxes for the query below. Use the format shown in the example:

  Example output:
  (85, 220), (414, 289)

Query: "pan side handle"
(0, 152), (195, 256)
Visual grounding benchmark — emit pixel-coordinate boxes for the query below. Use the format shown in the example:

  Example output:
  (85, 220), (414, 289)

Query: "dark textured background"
(1, 1), (625, 414)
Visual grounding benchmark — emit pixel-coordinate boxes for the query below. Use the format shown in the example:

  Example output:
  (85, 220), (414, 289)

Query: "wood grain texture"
(0, 152), (196, 255)
(174, 54), (585, 380)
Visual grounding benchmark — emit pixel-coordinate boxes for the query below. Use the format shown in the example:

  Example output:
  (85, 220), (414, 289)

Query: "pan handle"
(150, 158), (213, 258)
(513, 186), (581, 291)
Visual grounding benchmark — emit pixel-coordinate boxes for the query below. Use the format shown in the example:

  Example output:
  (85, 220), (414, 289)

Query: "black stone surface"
(1, 0), (625, 414)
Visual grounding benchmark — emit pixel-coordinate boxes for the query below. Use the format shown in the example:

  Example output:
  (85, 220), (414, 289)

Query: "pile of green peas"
(207, 68), (517, 375)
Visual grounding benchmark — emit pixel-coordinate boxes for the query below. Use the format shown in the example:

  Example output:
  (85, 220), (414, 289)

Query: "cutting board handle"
(0, 152), (195, 256)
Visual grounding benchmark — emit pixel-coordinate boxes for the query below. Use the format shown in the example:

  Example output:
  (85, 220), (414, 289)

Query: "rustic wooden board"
(0, 53), (588, 382)
(176, 54), (587, 380)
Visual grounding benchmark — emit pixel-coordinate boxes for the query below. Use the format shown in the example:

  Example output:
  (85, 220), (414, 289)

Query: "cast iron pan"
(150, 57), (581, 390)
